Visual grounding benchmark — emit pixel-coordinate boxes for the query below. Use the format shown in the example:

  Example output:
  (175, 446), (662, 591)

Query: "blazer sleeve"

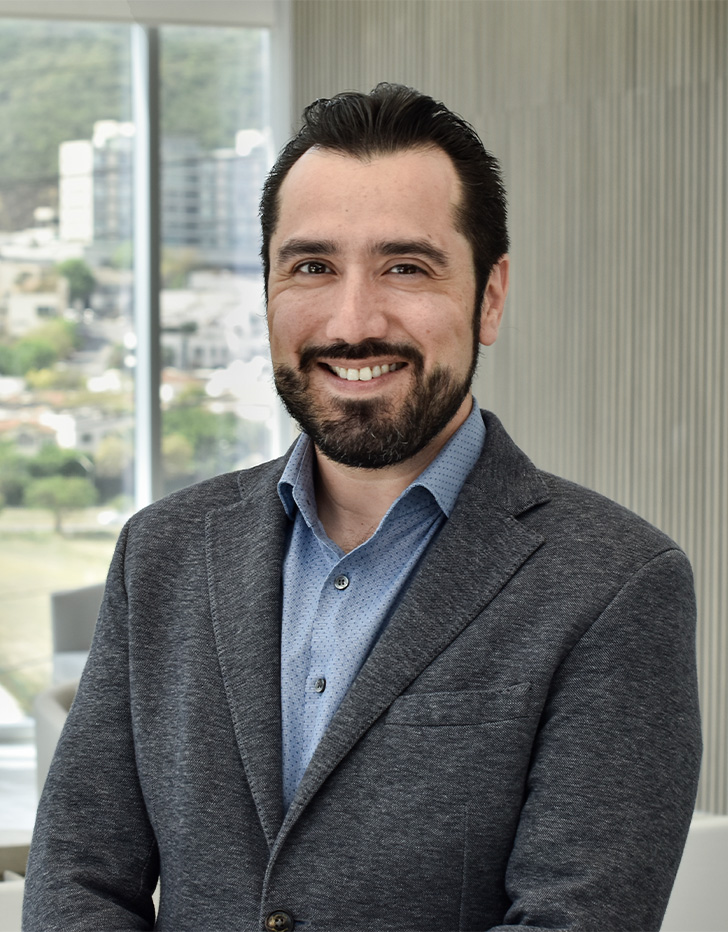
(22, 521), (159, 931)
(487, 547), (702, 932)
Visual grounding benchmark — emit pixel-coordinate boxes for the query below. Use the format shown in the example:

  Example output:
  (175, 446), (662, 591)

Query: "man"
(24, 84), (701, 931)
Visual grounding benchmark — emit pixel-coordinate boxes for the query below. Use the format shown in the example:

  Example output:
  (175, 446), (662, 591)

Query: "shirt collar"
(277, 397), (485, 525)
(409, 398), (485, 516)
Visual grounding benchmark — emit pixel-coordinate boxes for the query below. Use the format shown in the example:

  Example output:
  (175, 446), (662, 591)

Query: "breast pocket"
(384, 682), (532, 726)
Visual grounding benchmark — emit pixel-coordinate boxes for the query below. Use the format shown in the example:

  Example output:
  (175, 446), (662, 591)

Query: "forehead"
(273, 146), (465, 242)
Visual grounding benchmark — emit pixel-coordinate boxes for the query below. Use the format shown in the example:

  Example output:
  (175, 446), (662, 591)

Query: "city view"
(0, 19), (276, 721)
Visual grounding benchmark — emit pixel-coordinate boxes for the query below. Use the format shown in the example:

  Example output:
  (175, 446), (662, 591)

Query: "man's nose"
(324, 274), (388, 345)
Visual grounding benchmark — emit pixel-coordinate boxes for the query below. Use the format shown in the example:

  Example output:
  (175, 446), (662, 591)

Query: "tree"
(162, 433), (195, 493)
(162, 433), (194, 479)
(163, 404), (238, 473)
(11, 337), (57, 374)
(33, 319), (79, 357)
(0, 441), (30, 506)
(27, 443), (89, 479)
(0, 319), (79, 376)
(95, 434), (133, 479)
(24, 367), (84, 391)
(57, 259), (96, 307)
(0, 344), (14, 374)
(24, 476), (97, 533)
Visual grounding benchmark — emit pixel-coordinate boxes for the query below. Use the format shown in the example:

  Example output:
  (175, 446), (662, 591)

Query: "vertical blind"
(291, 0), (727, 814)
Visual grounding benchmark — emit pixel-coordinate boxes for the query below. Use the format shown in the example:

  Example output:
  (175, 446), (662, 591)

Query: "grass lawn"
(0, 508), (118, 714)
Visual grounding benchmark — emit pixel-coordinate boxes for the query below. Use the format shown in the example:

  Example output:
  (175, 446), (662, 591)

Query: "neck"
(313, 395), (472, 552)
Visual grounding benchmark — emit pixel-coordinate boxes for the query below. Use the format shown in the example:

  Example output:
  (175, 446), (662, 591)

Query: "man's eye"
(295, 261), (330, 274)
(389, 264), (422, 275)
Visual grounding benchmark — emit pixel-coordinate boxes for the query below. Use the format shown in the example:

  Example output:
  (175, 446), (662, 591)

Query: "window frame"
(0, 0), (292, 508)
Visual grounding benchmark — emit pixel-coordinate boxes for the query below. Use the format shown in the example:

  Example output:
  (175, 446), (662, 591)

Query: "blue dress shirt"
(277, 400), (485, 809)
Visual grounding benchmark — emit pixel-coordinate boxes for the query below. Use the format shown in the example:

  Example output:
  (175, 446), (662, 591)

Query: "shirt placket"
(304, 556), (353, 747)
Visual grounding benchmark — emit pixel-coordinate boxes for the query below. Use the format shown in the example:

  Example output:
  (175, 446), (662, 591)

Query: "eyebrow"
(275, 237), (450, 268)
(275, 239), (339, 265)
(372, 240), (449, 267)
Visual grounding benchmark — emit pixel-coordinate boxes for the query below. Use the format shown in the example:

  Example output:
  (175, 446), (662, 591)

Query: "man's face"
(267, 146), (507, 469)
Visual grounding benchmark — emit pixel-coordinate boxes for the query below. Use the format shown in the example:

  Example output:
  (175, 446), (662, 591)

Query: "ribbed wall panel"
(291, 0), (728, 814)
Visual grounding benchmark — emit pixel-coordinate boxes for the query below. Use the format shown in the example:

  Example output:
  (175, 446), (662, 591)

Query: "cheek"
(417, 305), (474, 357)
(267, 299), (309, 358)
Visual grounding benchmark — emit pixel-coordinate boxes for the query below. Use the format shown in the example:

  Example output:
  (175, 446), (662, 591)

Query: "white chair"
(50, 582), (103, 683)
(0, 841), (29, 932)
(33, 679), (78, 799)
(0, 873), (24, 932)
(662, 814), (728, 932)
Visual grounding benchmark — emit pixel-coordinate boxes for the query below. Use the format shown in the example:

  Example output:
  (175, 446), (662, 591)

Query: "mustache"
(298, 340), (424, 371)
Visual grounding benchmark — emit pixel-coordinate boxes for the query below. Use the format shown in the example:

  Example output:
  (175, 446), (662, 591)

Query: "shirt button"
(334, 574), (349, 590)
(313, 677), (326, 693)
(265, 912), (294, 932)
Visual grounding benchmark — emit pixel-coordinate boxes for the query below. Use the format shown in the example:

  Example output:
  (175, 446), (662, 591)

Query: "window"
(0, 3), (289, 737)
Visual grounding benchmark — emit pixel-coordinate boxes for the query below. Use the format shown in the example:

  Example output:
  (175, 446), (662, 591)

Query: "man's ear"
(478, 255), (509, 347)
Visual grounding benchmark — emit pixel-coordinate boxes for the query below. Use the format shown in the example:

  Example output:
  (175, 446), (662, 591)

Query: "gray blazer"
(23, 412), (702, 932)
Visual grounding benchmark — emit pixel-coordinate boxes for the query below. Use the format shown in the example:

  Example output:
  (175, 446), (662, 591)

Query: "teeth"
(330, 362), (403, 381)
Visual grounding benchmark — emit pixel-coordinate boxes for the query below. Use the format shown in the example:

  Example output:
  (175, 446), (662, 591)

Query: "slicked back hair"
(260, 83), (509, 304)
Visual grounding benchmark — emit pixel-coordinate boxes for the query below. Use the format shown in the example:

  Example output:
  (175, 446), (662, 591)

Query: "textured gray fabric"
(22, 412), (702, 932)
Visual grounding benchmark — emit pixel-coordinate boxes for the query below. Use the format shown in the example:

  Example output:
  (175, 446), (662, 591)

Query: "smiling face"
(267, 146), (508, 469)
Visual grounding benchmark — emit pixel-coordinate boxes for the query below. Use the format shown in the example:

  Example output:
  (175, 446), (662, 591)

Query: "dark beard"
(273, 338), (478, 469)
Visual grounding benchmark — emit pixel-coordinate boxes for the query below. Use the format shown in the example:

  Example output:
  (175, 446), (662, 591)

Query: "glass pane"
(0, 20), (134, 731)
(159, 25), (280, 495)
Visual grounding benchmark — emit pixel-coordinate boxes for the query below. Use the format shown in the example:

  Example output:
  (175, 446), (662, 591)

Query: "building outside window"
(0, 9), (285, 759)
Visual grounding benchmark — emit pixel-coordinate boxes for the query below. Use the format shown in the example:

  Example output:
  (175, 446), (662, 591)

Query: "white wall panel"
(292, 0), (728, 814)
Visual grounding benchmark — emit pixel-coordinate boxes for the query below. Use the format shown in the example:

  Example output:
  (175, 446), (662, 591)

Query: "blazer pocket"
(385, 682), (532, 726)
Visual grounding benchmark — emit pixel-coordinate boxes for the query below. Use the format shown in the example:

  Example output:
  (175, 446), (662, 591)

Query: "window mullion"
(131, 23), (162, 508)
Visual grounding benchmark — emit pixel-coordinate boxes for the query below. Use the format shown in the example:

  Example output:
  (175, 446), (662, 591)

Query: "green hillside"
(0, 18), (266, 231)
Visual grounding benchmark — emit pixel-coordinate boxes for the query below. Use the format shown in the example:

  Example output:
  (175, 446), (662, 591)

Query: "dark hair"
(259, 83), (509, 302)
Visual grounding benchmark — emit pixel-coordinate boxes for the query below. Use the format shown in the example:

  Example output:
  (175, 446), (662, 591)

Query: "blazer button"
(265, 911), (294, 932)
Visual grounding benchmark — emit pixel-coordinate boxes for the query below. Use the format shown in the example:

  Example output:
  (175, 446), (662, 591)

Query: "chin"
(275, 363), (472, 470)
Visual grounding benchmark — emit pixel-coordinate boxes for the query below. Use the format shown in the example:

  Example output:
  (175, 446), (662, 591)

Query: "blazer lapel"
(280, 413), (551, 833)
(205, 459), (289, 850)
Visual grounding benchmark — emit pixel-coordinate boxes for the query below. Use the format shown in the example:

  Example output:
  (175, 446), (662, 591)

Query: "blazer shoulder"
(535, 470), (690, 569)
(125, 454), (288, 534)
(476, 411), (687, 563)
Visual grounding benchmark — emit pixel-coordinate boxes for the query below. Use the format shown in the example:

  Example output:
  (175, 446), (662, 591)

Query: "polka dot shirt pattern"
(277, 401), (486, 810)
